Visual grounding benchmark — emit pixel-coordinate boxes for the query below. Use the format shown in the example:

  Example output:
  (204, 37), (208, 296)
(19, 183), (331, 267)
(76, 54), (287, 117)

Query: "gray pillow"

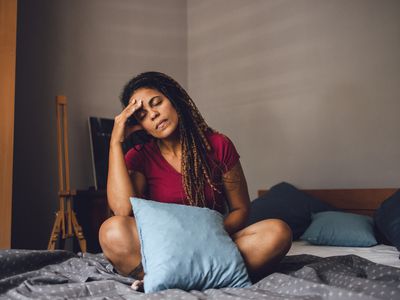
(301, 211), (377, 247)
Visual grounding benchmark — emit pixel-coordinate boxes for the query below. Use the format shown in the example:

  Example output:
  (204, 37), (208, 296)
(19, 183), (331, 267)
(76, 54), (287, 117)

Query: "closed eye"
(151, 97), (162, 106)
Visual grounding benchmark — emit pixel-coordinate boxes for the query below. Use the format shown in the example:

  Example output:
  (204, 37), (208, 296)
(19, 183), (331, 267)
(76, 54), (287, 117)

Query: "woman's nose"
(150, 110), (159, 120)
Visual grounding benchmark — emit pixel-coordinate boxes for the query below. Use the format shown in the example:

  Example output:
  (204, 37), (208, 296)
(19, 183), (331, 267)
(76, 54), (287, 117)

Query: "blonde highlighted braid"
(120, 71), (221, 207)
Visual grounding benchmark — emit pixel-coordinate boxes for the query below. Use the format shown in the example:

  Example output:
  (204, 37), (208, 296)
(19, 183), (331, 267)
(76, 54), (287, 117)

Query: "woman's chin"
(154, 126), (179, 140)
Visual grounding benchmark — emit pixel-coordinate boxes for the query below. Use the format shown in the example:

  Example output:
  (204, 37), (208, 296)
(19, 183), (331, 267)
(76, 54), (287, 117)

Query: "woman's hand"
(110, 99), (144, 145)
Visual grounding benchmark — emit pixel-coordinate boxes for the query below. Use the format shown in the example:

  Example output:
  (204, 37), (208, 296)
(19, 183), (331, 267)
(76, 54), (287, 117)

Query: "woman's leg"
(232, 219), (292, 283)
(98, 215), (144, 279)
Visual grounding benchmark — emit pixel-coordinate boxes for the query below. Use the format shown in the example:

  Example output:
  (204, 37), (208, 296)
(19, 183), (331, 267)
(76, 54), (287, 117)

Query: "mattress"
(288, 240), (400, 268)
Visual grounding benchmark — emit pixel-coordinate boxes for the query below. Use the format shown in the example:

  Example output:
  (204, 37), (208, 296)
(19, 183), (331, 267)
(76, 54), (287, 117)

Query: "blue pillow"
(374, 189), (400, 251)
(300, 211), (378, 247)
(247, 182), (336, 239)
(130, 197), (251, 293)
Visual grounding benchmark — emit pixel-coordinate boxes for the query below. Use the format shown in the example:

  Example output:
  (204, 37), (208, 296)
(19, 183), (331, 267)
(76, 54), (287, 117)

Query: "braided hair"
(120, 71), (220, 207)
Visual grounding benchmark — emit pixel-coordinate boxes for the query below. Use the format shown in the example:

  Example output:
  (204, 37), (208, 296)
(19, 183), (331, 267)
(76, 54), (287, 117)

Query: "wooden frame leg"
(71, 211), (87, 252)
(48, 211), (63, 250)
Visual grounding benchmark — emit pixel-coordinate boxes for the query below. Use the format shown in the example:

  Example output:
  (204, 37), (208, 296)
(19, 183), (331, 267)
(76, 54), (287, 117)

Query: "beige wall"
(13, 0), (187, 249)
(188, 0), (400, 199)
(13, 0), (400, 249)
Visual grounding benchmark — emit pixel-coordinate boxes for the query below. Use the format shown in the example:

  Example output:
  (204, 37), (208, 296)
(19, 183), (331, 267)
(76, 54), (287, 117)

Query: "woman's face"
(130, 88), (179, 139)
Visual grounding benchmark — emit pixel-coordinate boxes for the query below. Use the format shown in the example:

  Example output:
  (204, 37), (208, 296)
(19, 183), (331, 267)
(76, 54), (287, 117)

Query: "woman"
(99, 71), (292, 284)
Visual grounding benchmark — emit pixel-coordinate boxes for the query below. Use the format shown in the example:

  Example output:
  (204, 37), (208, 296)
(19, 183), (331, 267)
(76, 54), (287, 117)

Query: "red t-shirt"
(124, 131), (240, 214)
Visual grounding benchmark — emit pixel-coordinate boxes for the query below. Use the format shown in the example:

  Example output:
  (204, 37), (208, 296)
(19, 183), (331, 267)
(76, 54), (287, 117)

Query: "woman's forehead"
(129, 88), (162, 103)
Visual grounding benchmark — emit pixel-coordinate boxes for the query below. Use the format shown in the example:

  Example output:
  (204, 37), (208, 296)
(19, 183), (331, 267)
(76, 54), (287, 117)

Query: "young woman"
(99, 71), (292, 283)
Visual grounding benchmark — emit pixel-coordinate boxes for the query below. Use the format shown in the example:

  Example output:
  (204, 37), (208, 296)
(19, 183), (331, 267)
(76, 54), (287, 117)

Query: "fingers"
(127, 98), (142, 111)
(125, 98), (143, 120)
(110, 98), (143, 145)
(122, 99), (144, 140)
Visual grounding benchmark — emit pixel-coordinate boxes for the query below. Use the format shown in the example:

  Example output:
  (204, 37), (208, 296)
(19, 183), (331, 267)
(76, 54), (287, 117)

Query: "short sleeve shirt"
(124, 131), (240, 213)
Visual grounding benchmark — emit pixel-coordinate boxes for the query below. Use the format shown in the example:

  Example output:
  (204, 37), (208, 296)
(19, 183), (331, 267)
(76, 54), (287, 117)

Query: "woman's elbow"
(110, 204), (133, 217)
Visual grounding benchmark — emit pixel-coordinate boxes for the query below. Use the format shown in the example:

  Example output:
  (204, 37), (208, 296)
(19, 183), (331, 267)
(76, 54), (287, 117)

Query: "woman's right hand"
(110, 98), (144, 145)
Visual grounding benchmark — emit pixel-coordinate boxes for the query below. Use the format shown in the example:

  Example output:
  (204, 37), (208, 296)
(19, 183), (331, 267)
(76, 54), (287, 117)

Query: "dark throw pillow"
(374, 189), (400, 251)
(246, 182), (336, 240)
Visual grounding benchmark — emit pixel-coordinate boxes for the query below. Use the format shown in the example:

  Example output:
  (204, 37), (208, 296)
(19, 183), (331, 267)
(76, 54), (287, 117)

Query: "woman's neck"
(157, 133), (181, 157)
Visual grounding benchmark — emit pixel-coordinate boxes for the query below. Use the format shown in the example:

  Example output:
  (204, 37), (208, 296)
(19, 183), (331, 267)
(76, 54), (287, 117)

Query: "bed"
(1, 187), (399, 299)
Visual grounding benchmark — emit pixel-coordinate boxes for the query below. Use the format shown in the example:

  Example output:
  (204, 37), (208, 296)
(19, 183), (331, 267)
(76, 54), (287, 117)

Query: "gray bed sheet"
(0, 249), (399, 299)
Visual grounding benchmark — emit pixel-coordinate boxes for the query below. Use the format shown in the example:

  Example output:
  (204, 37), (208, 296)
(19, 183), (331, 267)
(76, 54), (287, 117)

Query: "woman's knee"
(257, 219), (292, 247)
(99, 215), (137, 253)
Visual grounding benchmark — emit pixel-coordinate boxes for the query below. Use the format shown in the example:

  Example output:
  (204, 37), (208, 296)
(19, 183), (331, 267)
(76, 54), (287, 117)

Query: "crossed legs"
(232, 219), (292, 282)
(99, 216), (292, 283)
(99, 216), (144, 279)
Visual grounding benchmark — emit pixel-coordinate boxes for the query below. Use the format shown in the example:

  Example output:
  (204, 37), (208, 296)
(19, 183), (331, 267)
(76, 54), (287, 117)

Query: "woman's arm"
(107, 143), (146, 216)
(222, 161), (250, 235)
(107, 99), (146, 216)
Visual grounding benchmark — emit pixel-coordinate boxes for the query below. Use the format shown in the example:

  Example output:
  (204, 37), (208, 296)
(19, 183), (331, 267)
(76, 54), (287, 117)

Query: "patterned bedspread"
(0, 249), (399, 299)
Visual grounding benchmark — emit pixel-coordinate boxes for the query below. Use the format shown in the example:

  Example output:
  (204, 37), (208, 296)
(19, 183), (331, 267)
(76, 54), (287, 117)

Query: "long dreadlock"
(120, 71), (220, 207)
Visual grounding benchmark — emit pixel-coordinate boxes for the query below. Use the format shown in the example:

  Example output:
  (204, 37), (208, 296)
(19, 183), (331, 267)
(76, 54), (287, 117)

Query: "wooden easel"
(48, 95), (87, 252)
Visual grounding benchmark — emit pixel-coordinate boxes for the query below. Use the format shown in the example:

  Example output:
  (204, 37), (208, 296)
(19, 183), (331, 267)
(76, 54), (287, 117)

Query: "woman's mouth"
(156, 119), (168, 130)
